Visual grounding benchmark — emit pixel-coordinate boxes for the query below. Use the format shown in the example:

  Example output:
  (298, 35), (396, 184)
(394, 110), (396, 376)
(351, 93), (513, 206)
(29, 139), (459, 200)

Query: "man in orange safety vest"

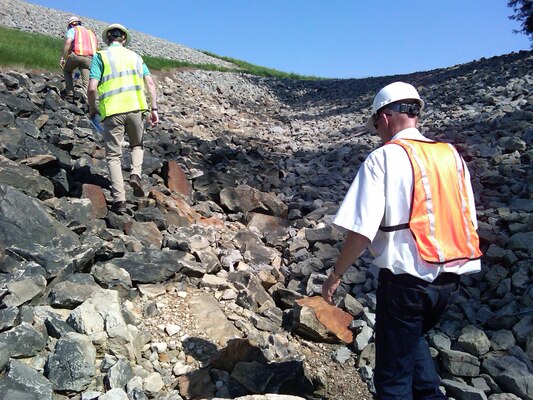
(59, 16), (98, 102)
(322, 82), (482, 400)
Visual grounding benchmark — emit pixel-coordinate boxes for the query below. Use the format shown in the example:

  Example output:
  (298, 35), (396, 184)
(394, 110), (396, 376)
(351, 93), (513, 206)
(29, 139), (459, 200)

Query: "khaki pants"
(63, 53), (92, 98)
(103, 111), (145, 202)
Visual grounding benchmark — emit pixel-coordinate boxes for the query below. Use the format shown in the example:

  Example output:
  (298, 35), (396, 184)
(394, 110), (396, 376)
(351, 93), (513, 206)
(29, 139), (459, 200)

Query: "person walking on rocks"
(322, 82), (482, 400)
(87, 23), (158, 214)
(60, 16), (98, 102)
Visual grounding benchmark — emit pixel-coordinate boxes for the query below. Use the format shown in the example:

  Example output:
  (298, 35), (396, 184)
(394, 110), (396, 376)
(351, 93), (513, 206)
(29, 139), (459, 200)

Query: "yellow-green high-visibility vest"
(97, 46), (148, 119)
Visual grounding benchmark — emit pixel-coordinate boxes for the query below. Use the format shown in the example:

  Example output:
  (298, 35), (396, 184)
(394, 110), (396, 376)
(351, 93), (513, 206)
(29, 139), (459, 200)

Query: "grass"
(141, 55), (241, 74)
(0, 26), (63, 70)
(0, 26), (322, 80)
(202, 51), (323, 80)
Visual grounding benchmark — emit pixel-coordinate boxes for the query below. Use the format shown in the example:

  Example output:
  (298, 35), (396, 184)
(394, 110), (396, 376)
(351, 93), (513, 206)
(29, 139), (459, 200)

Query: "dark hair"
(107, 28), (125, 42)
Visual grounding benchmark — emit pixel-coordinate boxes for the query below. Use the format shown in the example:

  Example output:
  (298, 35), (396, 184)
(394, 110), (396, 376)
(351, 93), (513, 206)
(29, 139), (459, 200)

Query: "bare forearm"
(333, 231), (370, 275)
(87, 79), (98, 117)
(322, 230), (370, 304)
(145, 76), (157, 109)
(61, 39), (72, 59)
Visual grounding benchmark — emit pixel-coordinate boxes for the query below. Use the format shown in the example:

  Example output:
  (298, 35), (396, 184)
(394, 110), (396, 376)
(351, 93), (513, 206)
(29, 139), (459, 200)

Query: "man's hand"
(149, 110), (159, 126)
(322, 274), (341, 305)
(59, 58), (65, 69)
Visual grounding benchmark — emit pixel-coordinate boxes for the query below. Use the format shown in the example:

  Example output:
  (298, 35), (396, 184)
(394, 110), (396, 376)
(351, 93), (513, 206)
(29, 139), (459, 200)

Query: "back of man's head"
(107, 28), (125, 44)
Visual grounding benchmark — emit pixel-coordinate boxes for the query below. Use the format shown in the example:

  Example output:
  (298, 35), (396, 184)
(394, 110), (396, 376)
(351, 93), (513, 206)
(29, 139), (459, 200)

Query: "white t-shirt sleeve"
(333, 151), (386, 242)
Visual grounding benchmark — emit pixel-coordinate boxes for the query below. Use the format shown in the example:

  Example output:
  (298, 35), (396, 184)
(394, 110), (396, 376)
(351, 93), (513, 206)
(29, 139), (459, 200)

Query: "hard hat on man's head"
(67, 16), (81, 26)
(102, 23), (131, 46)
(365, 82), (424, 132)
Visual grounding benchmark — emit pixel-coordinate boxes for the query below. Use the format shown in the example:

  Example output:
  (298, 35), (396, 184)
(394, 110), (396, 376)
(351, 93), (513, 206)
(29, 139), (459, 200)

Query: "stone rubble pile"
(0, 2), (532, 399)
(0, 0), (237, 70)
(0, 47), (531, 400)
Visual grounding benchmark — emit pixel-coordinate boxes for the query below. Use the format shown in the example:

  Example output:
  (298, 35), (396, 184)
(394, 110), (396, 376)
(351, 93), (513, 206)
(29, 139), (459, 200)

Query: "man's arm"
(87, 78), (99, 119)
(322, 231), (370, 304)
(144, 75), (159, 126)
(60, 38), (73, 68)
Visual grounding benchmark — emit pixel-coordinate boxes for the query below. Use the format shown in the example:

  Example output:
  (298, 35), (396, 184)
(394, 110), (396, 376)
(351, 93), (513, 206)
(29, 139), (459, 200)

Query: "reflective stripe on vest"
(97, 46), (148, 119)
(380, 139), (482, 264)
(72, 26), (97, 56)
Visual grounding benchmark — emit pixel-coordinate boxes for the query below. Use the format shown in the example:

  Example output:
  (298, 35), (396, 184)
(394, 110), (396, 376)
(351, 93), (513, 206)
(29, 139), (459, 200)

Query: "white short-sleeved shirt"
(333, 128), (481, 282)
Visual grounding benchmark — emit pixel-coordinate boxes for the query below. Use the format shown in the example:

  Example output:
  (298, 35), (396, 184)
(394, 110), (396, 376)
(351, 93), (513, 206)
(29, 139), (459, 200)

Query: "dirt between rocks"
(130, 282), (373, 400)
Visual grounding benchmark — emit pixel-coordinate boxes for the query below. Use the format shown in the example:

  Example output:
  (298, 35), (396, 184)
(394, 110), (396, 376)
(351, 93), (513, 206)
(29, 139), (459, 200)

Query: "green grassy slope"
(0, 26), (322, 80)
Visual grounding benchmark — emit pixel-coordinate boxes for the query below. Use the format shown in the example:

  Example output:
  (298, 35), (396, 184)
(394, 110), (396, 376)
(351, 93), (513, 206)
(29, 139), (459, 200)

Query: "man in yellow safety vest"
(322, 82), (482, 400)
(60, 16), (98, 102)
(87, 23), (158, 214)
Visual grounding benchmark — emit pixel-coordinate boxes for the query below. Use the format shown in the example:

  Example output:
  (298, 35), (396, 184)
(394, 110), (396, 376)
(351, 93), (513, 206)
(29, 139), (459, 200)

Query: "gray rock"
(1, 359), (53, 400)
(48, 273), (103, 308)
(231, 361), (273, 394)
(0, 156), (54, 199)
(441, 379), (488, 400)
(458, 325), (491, 356)
(0, 184), (80, 251)
(228, 271), (272, 310)
(507, 231), (533, 251)
(0, 322), (46, 358)
(482, 353), (533, 399)
(98, 388), (129, 400)
(101, 248), (186, 284)
(1, 273), (46, 307)
(490, 330), (516, 351)
(44, 332), (96, 392)
(354, 325), (373, 352)
(512, 315), (533, 345)
(440, 349), (480, 377)
(105, 358), (133, 391)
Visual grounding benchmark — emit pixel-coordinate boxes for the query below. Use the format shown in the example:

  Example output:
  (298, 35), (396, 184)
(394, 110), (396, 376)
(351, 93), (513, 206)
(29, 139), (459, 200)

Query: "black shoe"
(129, 174), (145, 197)
(110, 201), (127, 214)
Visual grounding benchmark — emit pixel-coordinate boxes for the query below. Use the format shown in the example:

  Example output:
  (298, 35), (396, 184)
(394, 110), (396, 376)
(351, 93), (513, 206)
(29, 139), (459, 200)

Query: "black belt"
(379, 268), (459, 288)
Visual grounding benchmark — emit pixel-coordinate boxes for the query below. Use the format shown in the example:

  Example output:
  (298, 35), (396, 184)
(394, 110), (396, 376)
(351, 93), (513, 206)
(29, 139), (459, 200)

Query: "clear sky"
(28, 0), (531, 79)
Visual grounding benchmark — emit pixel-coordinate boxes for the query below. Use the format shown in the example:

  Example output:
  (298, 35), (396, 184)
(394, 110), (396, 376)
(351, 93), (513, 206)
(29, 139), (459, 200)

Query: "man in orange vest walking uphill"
(322, 82), (482, 400)
(60, 16), (98, 102)
(87, 23), (158, 214)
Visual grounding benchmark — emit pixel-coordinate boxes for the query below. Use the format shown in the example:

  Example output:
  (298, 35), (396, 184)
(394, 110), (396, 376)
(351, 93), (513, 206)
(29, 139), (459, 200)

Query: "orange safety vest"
(71, 26), (97, 56)
(380, 139), (482, 265)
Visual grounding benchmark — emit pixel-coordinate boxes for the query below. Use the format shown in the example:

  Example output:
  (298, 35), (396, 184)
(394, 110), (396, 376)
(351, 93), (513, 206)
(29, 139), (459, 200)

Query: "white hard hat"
(102, 23), (131, 46)
(365, 82), (424, 132)
(67, 16), (81, 26)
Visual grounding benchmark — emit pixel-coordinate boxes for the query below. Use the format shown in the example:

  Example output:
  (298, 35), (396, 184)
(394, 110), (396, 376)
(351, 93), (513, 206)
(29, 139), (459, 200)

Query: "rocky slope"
(1, 1), (533, 400)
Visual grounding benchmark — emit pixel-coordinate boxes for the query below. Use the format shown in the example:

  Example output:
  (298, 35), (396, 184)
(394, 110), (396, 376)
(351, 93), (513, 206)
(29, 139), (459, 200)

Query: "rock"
(0, 322), (47, 358)
(440, 349), (481, 377)
(292, 296), (353, 343)
(0, 359), (53, 400)
(162, 160), (192, 199)
(458, 325), (491, 356)
(220, 184), (288, 217)
(44, 332), (96, 392)
(186, 294), (243, 346)
(441, 379), (488, 400)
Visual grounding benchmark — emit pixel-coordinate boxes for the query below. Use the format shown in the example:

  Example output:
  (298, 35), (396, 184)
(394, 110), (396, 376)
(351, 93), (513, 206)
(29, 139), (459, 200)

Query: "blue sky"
(29, 0), (531, 79)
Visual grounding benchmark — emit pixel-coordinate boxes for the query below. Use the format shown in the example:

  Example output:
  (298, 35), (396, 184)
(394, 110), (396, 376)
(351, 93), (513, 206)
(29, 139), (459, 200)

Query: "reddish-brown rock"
(295, 296), (354, 343)
(162, 160), (192, 200)
(81, 183), (108, 218)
